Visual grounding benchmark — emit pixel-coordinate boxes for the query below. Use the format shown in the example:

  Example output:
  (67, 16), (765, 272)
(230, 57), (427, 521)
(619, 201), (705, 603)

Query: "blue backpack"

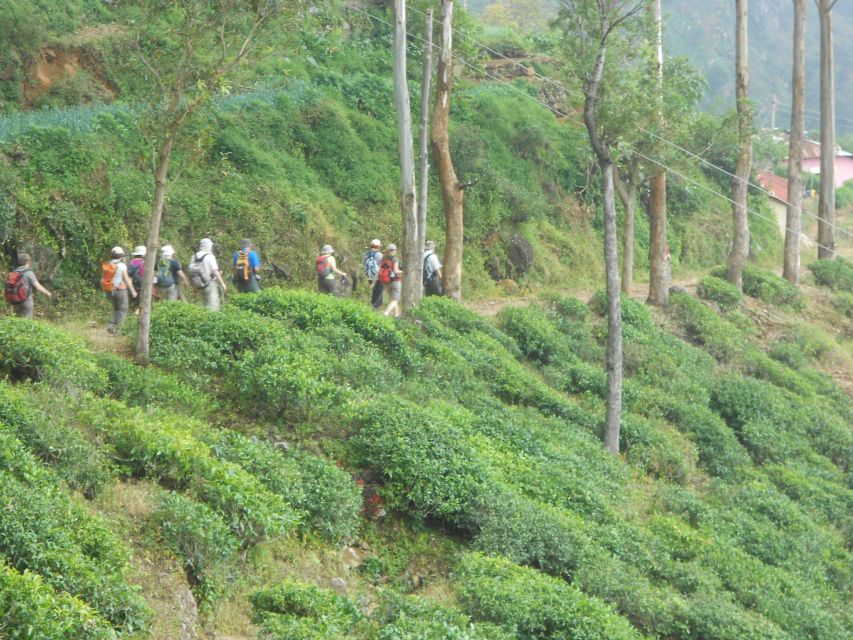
(363, 249), (380, 281)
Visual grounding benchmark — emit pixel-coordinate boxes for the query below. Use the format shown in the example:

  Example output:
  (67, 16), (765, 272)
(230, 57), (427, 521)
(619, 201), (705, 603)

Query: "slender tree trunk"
(135, 134), (174, 365)
(647, 0), (669, 306)
(431, 0), (464, 301)
(727, 0), (753, 290)
(416, 9), (434, 298)
(614, 161), (638, 296)
(784, 0), (806, 283)
(817, 0), (836, 259)
(583, 36), (622, 455)
(393, 0), (420, 310)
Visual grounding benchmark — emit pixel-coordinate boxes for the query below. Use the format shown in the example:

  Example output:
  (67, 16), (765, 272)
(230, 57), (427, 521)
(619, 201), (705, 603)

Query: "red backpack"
(317, 255), (332, 278)
(378, 257), (394, 285)
(5, 269), (31, 304)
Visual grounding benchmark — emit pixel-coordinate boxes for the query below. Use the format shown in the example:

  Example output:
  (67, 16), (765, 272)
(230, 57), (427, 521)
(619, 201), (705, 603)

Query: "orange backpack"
(101, 262), (119, 292)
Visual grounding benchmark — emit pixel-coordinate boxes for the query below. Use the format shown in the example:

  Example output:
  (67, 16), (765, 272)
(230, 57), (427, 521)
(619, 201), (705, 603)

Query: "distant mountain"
(471, 1), (853, 136)
(664, 0), (853, 135)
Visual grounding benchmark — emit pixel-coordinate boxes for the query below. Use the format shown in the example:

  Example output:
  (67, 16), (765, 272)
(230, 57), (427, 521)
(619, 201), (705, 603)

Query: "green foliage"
(0, 563), (116, 640)
(153, 492), (238, 606)
(809, 258), (853, 293)
(669, 293), (747, 361)
(77, 397), (301, 546)
(697, 275), (743, 311)
(457, 553), (642, 640)
(0, 426), (150, 632)
(0, 381), (113, 496)
(250, 580), (362, 639)
(710, 265), (805, 310)
(832, 291), (853, 318)
(0, 317), (107, 392)
(375, 593), (512, 640)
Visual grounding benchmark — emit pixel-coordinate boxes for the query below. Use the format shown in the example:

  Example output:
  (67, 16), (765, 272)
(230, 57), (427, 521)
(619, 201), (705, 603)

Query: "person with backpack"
(189, 238), (227, 311)
(154, 245), (189, 301)
(380, 244), (402, 318)
(128, 246), (146, 311)
(101, 246), (137, 334)
(317, 245), (348, 295)
(233, 238), (261, 293)
(423, 240), (444, 297)
(362, 239), (384, 309)
(5, 253), (51, 319)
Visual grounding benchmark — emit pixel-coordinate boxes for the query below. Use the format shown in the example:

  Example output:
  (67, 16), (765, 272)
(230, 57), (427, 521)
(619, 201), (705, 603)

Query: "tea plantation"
(0, 265), (850, 638)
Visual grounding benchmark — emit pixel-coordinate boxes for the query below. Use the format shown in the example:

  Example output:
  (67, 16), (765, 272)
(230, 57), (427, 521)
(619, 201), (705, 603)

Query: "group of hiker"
(5, 235), (444, 331)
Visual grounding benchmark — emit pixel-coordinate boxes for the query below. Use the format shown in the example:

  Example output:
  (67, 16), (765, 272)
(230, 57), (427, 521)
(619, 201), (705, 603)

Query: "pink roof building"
(800, 140), (853, 188)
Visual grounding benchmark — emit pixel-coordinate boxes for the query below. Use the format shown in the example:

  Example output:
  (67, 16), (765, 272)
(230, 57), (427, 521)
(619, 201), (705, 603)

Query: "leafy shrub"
(499, 306), (567, 365)
(351, 400), (489, 523)
(698, 275), (743, 310)
(669, 293), (747, 361)
(620, 414), (697, 483)
(0, 427), (150, 632)
(154, 492), (239, 605)
(687, 592), (790, 640)
(207, 431), (362, 544)
(0, 382), (113, 496)
(832, 291), (853, 317)
(0, 317), (106, 392)
(412, 297), (521, 357)
(712, 265), (804, 310)
(250, 580), (361, 638)
(0, 563), (117, 640)
(375, 593), (513, 640)
(809, 258), (853, 293)
(95, 352), (215, 418)
(233, 289), (418, 370)
(456, 553), (642, 640)
(77, 398), (301, 546)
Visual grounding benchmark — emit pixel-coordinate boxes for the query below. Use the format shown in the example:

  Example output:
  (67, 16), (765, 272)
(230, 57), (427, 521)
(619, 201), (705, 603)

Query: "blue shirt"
(233, 250), (260, 270)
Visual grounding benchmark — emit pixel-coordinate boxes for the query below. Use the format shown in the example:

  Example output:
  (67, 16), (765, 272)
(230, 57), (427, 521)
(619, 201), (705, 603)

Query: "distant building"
(757, 170), (813, 247)
(800, 139), (853, 187)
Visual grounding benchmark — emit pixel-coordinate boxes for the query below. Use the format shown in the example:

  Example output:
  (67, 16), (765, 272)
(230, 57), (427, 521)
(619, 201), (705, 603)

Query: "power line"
(345, 3), (844, 254)
(405, 4), (851, 239)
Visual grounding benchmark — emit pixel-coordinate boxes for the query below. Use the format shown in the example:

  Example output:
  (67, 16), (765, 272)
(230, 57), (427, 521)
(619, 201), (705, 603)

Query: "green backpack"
(156, 259), (175, 288)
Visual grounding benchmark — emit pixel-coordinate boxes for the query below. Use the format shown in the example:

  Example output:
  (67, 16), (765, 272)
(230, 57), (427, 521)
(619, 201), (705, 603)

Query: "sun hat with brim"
(132, 245), (147, 257)
(370, 239), (381, 247)
(387, 244), (397, 251)
(111, 246), (125, 256)
(161, 245), (175, 257)
(321, 244), (334, 255)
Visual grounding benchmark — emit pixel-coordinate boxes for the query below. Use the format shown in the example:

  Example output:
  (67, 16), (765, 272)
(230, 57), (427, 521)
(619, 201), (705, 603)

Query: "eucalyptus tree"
(556, 0), (648, 454)
(784, 0), (806, 283)
(815, 0), (838, 260)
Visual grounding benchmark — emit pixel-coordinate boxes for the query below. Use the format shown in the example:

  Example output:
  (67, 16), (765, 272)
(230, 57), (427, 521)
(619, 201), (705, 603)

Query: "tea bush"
(457, 553), (642, 640)
(0, 317), (106, 392)
(375, 593), (513, 640)
(233, 289), (418, 370)
(351, 400), (489, 523)
(206, 431), (361, 544)
(698, 276), (743, 311)
(95, 352), (215, 418)
(77, 398), (301, 546)
(0, 563), (117, 640)
(154, 492), (239, 605)
(413, 297), (521, 357)
(0, 382), (113, 496)
(832, 291), (853, 317)
(669, 294), (747, 361)
(250, 579), (362, 637)
(809, 258), (853, 293)
(711, 265), (804, 310)
(0, 426), (150, 632)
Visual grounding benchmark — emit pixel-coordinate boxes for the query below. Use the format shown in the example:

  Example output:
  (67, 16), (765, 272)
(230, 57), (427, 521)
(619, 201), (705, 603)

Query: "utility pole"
(770, 94), (778, 129)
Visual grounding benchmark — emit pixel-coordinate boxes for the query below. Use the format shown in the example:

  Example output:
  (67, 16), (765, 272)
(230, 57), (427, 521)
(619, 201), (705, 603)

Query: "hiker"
(423, 240), (444, 297)
(362, 239), (384, 309)
(101, 246), (137, 334)
(380, 244), (402, 318)
(317, 245), (348, 295)
(233, 238), (261, 293)
(154, 245), (189, 301)
(128, 245), (146, 310)
(189, 238), (227, 311)
(5, 253), (51, 319)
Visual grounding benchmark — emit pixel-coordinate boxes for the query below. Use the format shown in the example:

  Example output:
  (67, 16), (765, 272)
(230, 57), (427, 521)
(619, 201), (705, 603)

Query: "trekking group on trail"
(6, 235), (444, 331)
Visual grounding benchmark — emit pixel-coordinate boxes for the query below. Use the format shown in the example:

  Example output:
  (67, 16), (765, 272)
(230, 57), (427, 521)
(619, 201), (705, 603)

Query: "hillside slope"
(0, 263), (850, 639)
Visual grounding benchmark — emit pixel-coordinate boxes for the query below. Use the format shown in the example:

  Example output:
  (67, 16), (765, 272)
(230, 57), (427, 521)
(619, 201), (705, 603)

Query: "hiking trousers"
(108, 289), (129, 333)
(236, 275), (261, 293)
(11, 297), (34, 319)
(370, 280), (384, 309)
(158, 284), (179, 301)
(199, 284), (221, 311)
